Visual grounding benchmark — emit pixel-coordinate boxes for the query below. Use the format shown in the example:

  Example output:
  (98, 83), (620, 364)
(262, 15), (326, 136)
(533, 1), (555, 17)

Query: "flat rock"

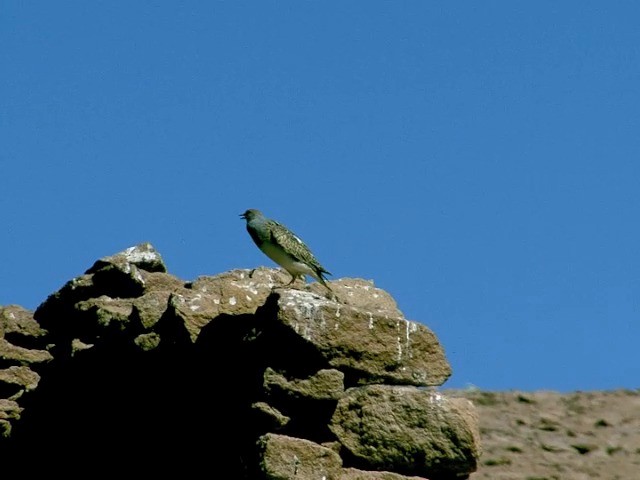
(0, 305), (47, 339)
(264, 367), (345, 402)
(258, 433), (343, 480)
(340, 468), (430, 480)
(0, 366), (41, 399)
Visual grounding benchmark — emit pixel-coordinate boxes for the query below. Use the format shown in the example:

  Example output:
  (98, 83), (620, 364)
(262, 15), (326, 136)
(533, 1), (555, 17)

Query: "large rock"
(330, 386), (480, 478)
(275, 290), (451, 386)
(164, 269), (281, 341)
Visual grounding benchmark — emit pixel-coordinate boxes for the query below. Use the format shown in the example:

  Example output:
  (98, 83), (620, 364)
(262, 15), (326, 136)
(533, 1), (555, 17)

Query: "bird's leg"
(286, 274), (298, 286)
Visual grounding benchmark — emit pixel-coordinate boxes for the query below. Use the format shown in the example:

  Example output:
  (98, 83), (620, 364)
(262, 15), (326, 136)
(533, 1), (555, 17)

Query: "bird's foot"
(285, 273), (304, 287)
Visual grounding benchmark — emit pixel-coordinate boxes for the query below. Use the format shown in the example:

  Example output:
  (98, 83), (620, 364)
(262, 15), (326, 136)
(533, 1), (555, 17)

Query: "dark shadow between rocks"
(249, 294), (329, 379)
(3, 332), (251, 476)
(4, 297), (323, 477)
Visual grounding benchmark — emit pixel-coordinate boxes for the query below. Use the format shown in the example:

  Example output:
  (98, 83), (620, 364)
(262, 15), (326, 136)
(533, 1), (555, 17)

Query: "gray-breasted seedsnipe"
(240, 209), (332, 290)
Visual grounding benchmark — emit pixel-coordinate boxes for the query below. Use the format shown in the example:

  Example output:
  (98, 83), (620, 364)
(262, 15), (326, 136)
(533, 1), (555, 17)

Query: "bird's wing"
(269, 221), (329, 273)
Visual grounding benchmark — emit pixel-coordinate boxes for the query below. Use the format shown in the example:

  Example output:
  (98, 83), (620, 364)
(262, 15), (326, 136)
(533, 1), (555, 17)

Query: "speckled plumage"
(240, 209), (332, 289)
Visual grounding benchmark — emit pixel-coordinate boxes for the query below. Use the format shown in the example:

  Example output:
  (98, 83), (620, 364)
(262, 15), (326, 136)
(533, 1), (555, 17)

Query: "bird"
(240, 209), (332, 290)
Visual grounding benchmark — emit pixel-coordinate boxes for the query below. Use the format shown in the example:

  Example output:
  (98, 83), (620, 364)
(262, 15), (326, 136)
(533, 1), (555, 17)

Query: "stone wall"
(0, 244), (480, 479)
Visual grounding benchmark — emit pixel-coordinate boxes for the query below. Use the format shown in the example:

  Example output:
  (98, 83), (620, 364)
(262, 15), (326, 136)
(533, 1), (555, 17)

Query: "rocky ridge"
(0, 243), (480, 479)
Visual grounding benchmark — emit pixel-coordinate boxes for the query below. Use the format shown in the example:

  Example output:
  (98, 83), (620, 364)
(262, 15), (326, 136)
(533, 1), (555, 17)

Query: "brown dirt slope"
(447, 389), (640, 480)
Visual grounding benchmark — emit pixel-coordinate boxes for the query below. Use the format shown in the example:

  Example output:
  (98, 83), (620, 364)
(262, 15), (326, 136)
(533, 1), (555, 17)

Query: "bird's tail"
(314, 269), (333, 291)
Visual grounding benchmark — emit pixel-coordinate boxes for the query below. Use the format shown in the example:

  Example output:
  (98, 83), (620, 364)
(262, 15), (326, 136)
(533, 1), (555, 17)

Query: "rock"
(330, 386), (480, 478)
(0, 306), (49, 397)
(163, 269), (281, 342)
(70, 338), (94, 355)
(1, 245), (471, 480)
(321, 278), (404, 317)
(0, 306), (51, 366)
(263, 367), (345, 402)
(35, 243), (171, 336)
(0, 399), (23, 438)
(0, 339), (52, 366)
(252, 401), (291, 431)
(341, 468), (430, 480)
(85, 243), (165, 298)
(0, 306), (50, 438)
(86, 242), (167, 274)
(261, 368), (345, 442)
(0, 366), (41, 399)
(275, 290), (451, 386)
(258, 433), (343, 480)
(76, 296), (134, 330)
(131, 273), (184, 329)
(0, 305), (48, 342)
(34, 274), (97, 334)
(133, 332), (161, 351)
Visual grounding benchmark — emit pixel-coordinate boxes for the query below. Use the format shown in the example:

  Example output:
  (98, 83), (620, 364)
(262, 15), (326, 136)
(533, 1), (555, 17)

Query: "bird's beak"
(239, 213), (246, 219)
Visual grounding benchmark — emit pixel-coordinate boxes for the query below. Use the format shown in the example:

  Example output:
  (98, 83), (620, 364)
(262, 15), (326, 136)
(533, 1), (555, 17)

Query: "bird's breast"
(260, 242), (314, 276)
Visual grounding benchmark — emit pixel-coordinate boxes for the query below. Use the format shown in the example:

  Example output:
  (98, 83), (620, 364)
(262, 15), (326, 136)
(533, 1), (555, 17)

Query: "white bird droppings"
(229, 296), (237, 306)
(430, 391), (444, 405)
(188, 293), (202, 311)
(133, 268), (145, 285)
(280, 290), (334, 337)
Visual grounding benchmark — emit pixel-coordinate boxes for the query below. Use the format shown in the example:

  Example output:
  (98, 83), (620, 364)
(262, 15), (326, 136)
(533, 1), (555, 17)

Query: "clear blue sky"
(3, 2), (639, 391)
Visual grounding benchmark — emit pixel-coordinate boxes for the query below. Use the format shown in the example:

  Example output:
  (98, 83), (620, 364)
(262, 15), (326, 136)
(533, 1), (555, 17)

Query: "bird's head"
(240, 209), (262, 221)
